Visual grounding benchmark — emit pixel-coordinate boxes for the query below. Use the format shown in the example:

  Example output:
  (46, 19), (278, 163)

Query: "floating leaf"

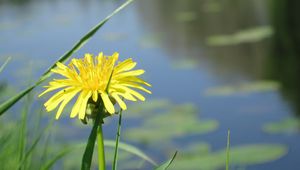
(171, 144), (288, 170)
(181, 142), (211, 155)
(206, 26), (273, 46)
(263, 118), (300, 134)
(140, 34), (162, 49)
(171, 59), (199, 69)
(205, 81), (280, 96)
(126, 99), (171, 117)
(125, 101), (218, 144)
(126, 120), (217, 142)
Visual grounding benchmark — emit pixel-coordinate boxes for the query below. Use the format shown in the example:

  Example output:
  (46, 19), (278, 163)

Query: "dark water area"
(1, 0), (300, 169)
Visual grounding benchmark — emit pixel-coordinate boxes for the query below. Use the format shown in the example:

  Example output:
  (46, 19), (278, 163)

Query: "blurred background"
(1, 0), (300, 169)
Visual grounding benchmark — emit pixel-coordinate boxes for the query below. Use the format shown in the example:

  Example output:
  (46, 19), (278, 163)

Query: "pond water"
(1, 0), (300, 170)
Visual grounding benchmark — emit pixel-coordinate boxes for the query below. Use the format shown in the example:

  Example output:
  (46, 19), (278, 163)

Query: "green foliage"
(263, 118), (300, 134)
(0, 93), (69, 170)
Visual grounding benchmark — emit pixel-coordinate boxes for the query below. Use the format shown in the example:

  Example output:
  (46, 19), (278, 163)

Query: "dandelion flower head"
(39, 52), (151, 120)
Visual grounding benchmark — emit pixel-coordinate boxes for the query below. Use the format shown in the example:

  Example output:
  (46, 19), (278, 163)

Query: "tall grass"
(0, 91), (71, 170)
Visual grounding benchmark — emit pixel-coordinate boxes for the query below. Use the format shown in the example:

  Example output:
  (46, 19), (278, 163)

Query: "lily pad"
(206, 26), (273, 46)
(124, 100), (218, 144)
(205, 81), (280, 96)
(140, 34), (162, 49)
(125, 99), (172, 118)
(263, 118), (300, 134)
(171, 144), (288, 170)
(171, 58), (199, 69)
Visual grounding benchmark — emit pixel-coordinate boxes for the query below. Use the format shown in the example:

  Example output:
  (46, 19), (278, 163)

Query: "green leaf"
(155, 151), (178, 170)
(0, 57), (11, 74)
(104, 140), (157, 166)
(0, 0), (134, 117)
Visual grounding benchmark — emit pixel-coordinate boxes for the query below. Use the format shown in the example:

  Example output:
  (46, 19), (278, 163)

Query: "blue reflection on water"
(1, 0), (300, 169)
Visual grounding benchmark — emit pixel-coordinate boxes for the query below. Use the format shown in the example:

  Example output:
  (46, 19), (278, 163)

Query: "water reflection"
(1, 0), (300, 169)
(137, 0), (300, 115)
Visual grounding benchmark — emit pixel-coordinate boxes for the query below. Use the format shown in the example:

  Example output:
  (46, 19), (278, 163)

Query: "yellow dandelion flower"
(39, 52), (151, 120)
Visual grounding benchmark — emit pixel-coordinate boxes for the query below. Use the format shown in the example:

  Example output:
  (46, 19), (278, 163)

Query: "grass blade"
(0, 85), (35, 116)
(17, 129), (44, 169)
(226, 129), (231, 170)
(17, 116), (54, 169)
(155, 151), (178, 170)
(41, 147), (73, 170)
(18, 94), (32, 169)
(0, 0), (135, 117)
(0, 57), (11, 74)
(112, 109), (123, 170)
(104, 140), (157, 166)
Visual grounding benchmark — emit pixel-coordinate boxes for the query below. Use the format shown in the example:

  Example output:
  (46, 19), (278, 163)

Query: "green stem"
(81, 112), (101, 170)
(226, 129), (230, 170)
(112, 109), (123, 170)
(97, 123), (106, 170)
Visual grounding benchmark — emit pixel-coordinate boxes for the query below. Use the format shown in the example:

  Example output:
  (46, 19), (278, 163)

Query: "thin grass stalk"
(226, 129), (230, 170)
(112, 109), (123, 170)
(0, 57), (11, 73)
